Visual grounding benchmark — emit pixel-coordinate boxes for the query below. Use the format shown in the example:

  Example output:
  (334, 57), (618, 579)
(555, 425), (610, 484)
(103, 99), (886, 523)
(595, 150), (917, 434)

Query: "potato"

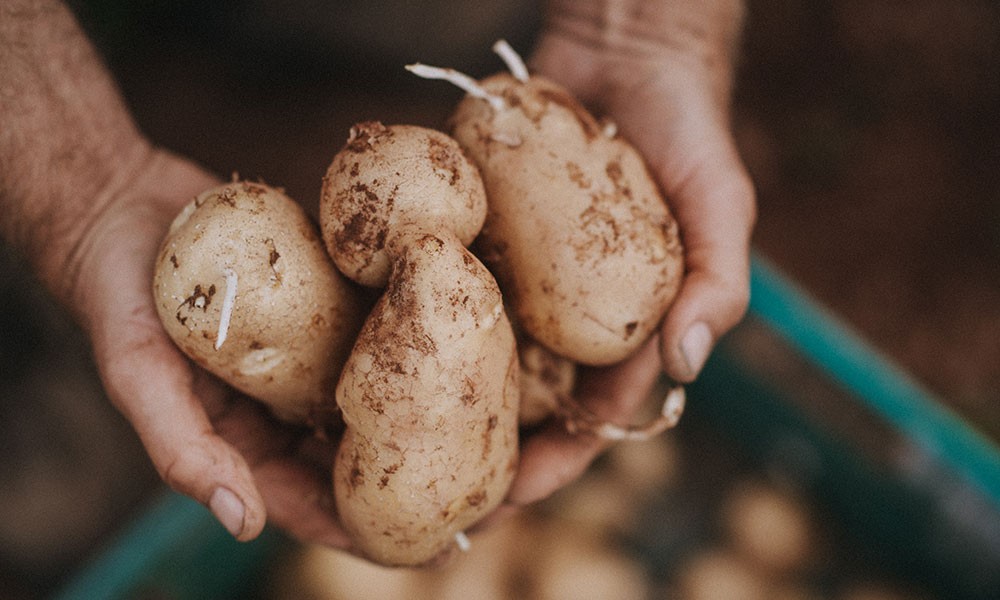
(322, 124), (519, 566)
(721, 480), (814, 574)
(530, 519), (651, 600)
(675, 550), (774, 600)
(320, 121), (486, 287)
(425, 485), (532, 600)
(273, 544), (436, 600)
(410, 44), (684, 366)
(333, 232), (519, 565)
(153, 181), (364, 424)
(516, 333), (575, 427)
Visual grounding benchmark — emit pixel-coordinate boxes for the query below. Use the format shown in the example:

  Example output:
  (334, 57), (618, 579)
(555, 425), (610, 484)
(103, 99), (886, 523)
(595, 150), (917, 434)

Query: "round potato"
(320, 121), (487, 287)
(152, 181), (364, 424)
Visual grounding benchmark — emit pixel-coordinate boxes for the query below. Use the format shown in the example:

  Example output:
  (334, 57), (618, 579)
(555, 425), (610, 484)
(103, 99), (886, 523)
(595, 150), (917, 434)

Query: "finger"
(96, 321), (268, 541)
(507, 336), (663, 505)
(574, 334), (666, 420)
(658, 138), (756, 382)
(220, 417), (350, 550)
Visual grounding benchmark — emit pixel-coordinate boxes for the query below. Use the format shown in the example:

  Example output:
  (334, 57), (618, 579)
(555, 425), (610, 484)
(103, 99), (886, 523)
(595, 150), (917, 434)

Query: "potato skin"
(450, 73), (684, 365)
(334, 232), (519, 566)
(516, 332), (575, 427)
(320, 121), (487, 287)
(152, 181), (364, 424)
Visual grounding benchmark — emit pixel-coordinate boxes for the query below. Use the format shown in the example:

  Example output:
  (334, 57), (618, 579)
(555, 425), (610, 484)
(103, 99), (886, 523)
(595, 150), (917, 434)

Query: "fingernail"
(681, 322), (712, 376)
(209, 487), (246, 538)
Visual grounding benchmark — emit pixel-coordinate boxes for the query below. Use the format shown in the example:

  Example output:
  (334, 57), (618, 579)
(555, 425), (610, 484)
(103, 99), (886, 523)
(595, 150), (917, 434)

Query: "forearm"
(0, 0), (153, 301)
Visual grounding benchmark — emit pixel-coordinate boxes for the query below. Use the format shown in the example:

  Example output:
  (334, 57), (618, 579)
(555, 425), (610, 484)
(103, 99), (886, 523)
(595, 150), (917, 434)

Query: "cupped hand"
(64, 148), (351, 548)
(507, 9), (756, 506)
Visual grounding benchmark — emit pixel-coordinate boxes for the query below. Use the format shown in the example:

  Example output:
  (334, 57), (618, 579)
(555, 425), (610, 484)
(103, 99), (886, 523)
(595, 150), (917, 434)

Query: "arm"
(0, 0), (349, 547)
(510, 0), (756, 504)
(0, 0), (157, 300)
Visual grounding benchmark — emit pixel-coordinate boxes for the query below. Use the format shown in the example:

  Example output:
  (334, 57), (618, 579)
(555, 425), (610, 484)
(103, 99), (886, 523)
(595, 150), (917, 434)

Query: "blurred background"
(1, 0), (998, 598)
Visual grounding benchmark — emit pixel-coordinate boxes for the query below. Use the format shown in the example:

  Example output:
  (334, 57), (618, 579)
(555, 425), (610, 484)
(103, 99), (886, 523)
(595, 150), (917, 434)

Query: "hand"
(507, 0), (756, 505)
(1, 0), (353, 549)
(64, 149), (351, 547)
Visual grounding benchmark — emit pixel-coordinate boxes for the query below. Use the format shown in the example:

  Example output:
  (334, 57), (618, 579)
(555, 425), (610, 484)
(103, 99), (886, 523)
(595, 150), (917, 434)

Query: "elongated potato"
(153, 181), (364, 425)
(334, 232), (518, 565)
(321, 123), (519, 566)
(412, 51), (684, 366)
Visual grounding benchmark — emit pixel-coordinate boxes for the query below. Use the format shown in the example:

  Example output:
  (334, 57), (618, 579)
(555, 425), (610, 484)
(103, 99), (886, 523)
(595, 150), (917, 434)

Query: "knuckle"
(158, 449), (198, 488)
(153, 437), (216, 498)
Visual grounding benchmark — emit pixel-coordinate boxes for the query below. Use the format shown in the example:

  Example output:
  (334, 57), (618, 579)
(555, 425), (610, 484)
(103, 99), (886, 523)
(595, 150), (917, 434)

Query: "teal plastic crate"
(55, 255), (1000, 600)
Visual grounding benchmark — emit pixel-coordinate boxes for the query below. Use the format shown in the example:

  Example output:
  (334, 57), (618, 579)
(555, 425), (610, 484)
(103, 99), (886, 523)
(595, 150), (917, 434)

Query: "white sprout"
(454, 531), (472, 552)
(490, 131), (523, 148)
(602, 120), (618, 139)
(405, 63), (505, 111)
(566, 385), (686, 442)
(215, 268), (238, 350)
(492, 39), (530, 83)
(660, 385), (686, 427)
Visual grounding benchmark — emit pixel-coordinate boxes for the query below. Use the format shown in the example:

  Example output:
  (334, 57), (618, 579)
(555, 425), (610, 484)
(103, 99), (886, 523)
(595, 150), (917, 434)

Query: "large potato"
(447, 72), (685, 366)
(334, 232), (519, 566)
(322, 124), (519, 566)
(153, 181), (364, 424)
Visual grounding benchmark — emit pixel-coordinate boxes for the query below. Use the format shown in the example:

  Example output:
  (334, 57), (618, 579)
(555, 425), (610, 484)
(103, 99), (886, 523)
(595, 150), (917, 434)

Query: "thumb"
(96, 312), (268, 541)
(77, 198), (268, 541)
(658, 135), (756, 382)
(588, 64), (755, 383)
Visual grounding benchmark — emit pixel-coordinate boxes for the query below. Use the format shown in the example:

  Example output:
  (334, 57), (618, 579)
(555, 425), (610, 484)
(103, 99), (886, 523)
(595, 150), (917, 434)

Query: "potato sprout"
(214, 267), (238, 350)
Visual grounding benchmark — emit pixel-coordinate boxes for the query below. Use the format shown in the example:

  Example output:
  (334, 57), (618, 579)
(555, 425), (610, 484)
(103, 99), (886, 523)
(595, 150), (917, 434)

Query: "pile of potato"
(266, 429), (928, 600)
(151, 42), (685, 566)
